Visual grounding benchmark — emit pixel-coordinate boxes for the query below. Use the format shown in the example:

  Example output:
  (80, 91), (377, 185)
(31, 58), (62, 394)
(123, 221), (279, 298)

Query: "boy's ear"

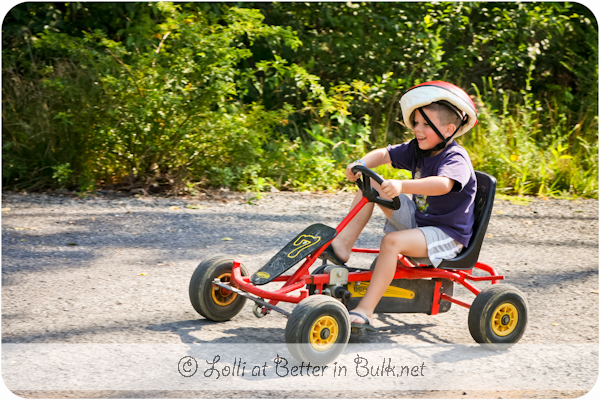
(444, 123), (457, 137)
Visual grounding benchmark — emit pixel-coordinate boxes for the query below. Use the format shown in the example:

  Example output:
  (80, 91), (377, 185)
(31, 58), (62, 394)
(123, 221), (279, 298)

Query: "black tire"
(285, 295), (350, 365)
(189, 255), (249, 322)
(468, 284), (528, 347)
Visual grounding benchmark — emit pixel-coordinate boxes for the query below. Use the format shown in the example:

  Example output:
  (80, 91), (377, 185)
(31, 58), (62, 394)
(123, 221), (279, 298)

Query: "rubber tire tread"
(189, 255), (249, 322)
(468, 284), (528, 345)
(285, 295), (350, 365)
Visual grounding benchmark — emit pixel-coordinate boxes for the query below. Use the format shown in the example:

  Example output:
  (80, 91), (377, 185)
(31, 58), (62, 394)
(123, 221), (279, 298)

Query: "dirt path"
(2, 191), (598, 398)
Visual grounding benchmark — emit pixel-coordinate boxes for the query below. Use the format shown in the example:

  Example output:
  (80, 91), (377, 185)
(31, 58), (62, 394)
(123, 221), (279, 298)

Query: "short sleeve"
(437, 152), (471, 192)
(386, 141), (415, 170)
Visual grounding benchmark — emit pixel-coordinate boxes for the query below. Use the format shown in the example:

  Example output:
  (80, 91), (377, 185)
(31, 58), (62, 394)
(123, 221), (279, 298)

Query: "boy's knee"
(381, 232), (403, 250)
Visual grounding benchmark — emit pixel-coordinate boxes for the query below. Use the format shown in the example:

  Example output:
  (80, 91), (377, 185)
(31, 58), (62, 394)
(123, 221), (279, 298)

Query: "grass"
(460, 79), (598, 200)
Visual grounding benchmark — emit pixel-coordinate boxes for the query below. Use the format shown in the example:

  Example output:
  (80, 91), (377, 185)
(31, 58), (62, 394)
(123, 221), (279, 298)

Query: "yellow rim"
(309, 316), (339, 351)
(211, 272), (237, 306)
(491, 302), (518, 336)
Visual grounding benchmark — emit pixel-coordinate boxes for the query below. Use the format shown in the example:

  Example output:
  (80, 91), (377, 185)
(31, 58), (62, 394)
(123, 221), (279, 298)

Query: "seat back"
(437, 171), (497, 270)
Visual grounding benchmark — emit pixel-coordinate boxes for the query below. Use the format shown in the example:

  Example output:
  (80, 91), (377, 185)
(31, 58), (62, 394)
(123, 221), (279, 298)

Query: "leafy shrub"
(463, 78), (598, 198)
(2, 2), (597, 198)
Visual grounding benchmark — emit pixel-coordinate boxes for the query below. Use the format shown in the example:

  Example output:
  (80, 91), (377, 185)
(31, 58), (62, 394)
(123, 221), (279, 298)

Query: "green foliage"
(51, 163), (73, 187)
(2, 2), (598, 198)
(3, 3), (309, 191)
(463, 78), (598, 198)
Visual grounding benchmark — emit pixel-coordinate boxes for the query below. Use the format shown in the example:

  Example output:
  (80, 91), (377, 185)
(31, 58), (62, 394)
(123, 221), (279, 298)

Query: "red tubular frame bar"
(228, 195), (503, 309)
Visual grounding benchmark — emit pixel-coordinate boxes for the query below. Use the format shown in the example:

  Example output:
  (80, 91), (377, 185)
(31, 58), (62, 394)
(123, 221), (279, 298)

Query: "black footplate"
(250, 223), (337, 285)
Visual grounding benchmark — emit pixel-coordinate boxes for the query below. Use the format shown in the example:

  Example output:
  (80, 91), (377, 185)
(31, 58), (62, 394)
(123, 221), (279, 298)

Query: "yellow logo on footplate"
(256, 271), (270, 279)
(287, 234), (321, 258)
(349, 282), (415, 299)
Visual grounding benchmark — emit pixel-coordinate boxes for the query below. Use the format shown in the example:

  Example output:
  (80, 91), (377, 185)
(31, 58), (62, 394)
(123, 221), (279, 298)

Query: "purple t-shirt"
(386, 140), (476, 247)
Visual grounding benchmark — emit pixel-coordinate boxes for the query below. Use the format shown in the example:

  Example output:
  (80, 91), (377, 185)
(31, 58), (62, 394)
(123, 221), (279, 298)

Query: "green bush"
(2, 2), (597, 198)
(464, 78), (598, 198)
(3, 4), (310, 191)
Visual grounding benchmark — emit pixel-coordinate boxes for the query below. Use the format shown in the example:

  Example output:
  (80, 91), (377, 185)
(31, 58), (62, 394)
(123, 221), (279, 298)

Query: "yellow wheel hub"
(491, 302), (518, 336)
(309, 316), (339, 351)
(211, 272), (237, 306)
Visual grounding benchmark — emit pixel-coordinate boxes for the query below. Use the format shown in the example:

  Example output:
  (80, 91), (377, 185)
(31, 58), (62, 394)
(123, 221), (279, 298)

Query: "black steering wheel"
(351, 165), (401, 210)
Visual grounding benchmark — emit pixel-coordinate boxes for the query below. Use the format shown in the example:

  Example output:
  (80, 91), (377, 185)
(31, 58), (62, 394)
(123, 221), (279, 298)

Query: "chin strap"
(414, 107), (468, 157)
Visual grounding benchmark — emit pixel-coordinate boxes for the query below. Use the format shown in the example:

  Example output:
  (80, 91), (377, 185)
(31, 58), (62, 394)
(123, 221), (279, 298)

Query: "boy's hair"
(411, 101), (463, 128)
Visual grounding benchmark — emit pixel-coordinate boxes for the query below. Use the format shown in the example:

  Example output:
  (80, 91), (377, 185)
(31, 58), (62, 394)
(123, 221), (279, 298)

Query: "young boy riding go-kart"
(189, 81), (528, 365)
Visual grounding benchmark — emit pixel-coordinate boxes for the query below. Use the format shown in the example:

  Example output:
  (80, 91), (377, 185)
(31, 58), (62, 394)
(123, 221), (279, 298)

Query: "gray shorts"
(383, 194), (464, 267)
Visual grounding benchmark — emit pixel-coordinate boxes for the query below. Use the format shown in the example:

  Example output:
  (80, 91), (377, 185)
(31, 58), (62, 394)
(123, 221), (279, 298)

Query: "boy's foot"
(319, 243), (348, 265)
(349, 311), (378, 332)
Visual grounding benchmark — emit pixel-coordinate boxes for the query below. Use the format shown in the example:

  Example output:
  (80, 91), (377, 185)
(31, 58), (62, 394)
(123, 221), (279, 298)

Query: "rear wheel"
(468, 284), (528, 347)
(189, 256), (249, 321)
(285, 296), (350, 365)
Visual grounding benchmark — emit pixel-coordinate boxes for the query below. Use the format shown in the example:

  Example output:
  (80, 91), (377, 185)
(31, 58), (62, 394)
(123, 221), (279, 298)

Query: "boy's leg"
(331, 180), (398, 262)
(330, 190), (375, 263)
(331, 180), (409, 263)
(349, 228), (428, 325)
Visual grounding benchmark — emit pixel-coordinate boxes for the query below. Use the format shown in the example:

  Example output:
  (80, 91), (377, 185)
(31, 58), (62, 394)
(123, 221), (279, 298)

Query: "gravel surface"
(2, 190), (598, 398)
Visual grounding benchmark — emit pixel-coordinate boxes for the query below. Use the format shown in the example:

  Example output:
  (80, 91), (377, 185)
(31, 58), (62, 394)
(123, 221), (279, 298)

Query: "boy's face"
(412, 109), (454, 151)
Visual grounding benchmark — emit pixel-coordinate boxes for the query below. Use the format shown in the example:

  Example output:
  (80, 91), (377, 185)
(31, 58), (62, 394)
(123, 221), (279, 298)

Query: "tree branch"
(152, 31), (171, 68)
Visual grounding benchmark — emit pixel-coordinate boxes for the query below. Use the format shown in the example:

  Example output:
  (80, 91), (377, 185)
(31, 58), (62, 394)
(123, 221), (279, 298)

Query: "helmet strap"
(414, 107), (468, 157)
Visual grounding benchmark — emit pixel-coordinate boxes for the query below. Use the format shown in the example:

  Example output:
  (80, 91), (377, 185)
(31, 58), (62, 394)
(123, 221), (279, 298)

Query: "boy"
(322, 81), (478, 329)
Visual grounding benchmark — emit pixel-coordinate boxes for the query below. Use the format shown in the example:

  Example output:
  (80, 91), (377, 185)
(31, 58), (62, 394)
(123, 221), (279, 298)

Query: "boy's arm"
(348, 145), (455, 198)
(381, 176), (454, 198)
(345, 148), (391, 182)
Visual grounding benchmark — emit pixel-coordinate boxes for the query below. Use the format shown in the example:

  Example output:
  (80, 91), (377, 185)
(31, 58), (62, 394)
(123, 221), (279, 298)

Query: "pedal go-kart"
(189, 165), (528, 364)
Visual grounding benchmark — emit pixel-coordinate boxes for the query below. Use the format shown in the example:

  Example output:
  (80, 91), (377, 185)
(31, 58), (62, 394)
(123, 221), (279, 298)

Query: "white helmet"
(400, 81), (478, 140)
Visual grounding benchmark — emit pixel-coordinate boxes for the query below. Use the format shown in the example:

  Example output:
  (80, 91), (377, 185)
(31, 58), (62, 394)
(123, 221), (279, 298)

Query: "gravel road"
(1, 189), (598, 399)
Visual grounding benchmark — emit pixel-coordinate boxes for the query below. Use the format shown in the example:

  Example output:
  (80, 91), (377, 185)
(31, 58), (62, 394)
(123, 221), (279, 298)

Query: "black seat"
(437, 171), (497, 270)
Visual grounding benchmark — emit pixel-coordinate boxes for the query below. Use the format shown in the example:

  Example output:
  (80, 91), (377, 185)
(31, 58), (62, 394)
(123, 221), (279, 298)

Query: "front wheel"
(285, 296), (350, 365)
(189, 255), (249, 322)
(468, 284), (528, 347)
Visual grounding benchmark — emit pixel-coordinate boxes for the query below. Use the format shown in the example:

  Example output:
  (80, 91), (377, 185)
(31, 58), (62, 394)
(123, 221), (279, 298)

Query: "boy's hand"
(345, 161), (363, 182)
(380, 179), (402, 198)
